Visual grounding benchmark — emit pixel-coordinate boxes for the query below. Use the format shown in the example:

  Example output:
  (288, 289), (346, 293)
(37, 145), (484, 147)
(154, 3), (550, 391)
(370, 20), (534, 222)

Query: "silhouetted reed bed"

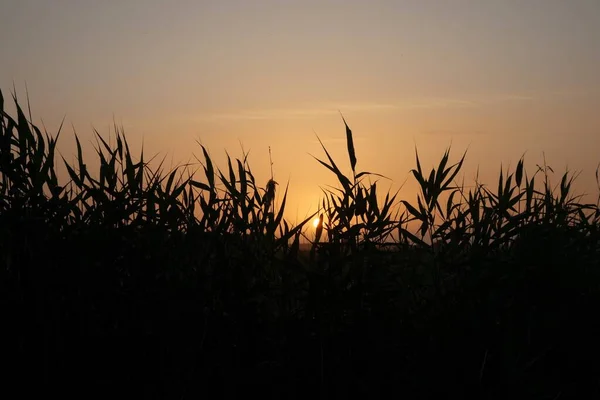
(2, 89), (600, 398)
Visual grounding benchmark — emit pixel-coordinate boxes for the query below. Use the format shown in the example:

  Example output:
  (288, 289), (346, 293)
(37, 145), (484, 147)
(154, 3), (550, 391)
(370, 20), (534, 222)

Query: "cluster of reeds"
(3, 88), (600, 398)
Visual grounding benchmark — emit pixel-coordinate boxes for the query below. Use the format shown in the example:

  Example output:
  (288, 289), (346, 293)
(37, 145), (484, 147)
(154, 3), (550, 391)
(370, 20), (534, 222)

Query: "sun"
(312, 217), (321, 229)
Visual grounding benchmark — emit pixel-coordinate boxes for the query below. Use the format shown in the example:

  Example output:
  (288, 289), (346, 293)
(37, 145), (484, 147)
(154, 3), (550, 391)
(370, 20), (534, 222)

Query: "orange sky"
(2, 0), (599, 224)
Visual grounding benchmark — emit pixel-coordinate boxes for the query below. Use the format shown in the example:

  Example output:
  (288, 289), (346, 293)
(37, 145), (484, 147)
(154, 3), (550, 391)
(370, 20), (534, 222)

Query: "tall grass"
(2, 88), (600, 398)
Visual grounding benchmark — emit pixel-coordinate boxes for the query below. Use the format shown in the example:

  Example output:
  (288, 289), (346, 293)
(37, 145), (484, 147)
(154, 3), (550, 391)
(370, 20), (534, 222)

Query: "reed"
(2, 88), (600, 398)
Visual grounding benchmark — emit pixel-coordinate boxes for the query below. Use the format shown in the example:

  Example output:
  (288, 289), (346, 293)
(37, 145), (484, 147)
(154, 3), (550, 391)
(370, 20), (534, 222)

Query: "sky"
(1, 0), (600, 224)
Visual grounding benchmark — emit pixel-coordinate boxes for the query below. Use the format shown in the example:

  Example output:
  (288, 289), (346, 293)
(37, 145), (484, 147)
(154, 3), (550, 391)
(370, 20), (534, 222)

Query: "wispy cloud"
(192, 98), (480, 122)
(485, 94), (535, 103)
(396, 98), (479, 109)
(199, 108), (336, 121)
(188, 94), (534, 122)
(496, 94), (535, 101)
(420, 129), (489, 137)
(194, 103), (401, 121)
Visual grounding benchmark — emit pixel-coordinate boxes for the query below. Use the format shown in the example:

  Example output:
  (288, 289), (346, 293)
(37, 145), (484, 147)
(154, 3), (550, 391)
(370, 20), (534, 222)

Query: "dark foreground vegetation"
(2, 89), (600, 399)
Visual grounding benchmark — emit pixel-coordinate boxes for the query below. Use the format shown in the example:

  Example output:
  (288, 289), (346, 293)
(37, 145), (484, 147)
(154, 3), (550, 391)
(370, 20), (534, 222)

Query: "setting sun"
(312, 217), (321, 229)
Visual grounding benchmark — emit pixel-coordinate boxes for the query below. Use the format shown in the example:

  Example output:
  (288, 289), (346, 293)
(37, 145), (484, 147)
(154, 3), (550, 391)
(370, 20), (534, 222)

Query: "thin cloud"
(193, 98), (481, 122)
(399, 98), (479, 109)
(486, 94), (535, 103)
(171, 93), (536, 124)
(196, 108), (336, 121)
(323, 98), (479, 111)
(207, 103), (402, 121)
(498, 94), (534, 101)
(326, 102), (401, 112)
(420, 129), (489, 137)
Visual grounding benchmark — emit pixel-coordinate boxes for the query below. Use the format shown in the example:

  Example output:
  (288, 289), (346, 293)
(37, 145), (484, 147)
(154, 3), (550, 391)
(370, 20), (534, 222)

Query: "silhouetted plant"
(3, 87), (600, 398)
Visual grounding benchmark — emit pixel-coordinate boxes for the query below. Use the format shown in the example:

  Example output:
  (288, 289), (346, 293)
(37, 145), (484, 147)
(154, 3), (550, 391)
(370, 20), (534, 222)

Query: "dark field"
(2, 90), (600, 399)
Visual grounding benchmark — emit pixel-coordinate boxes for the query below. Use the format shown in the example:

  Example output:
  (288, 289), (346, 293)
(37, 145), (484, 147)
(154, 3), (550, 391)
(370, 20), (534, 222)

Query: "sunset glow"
(1, 1), (599, 218)
(313, 217), (321, 229)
